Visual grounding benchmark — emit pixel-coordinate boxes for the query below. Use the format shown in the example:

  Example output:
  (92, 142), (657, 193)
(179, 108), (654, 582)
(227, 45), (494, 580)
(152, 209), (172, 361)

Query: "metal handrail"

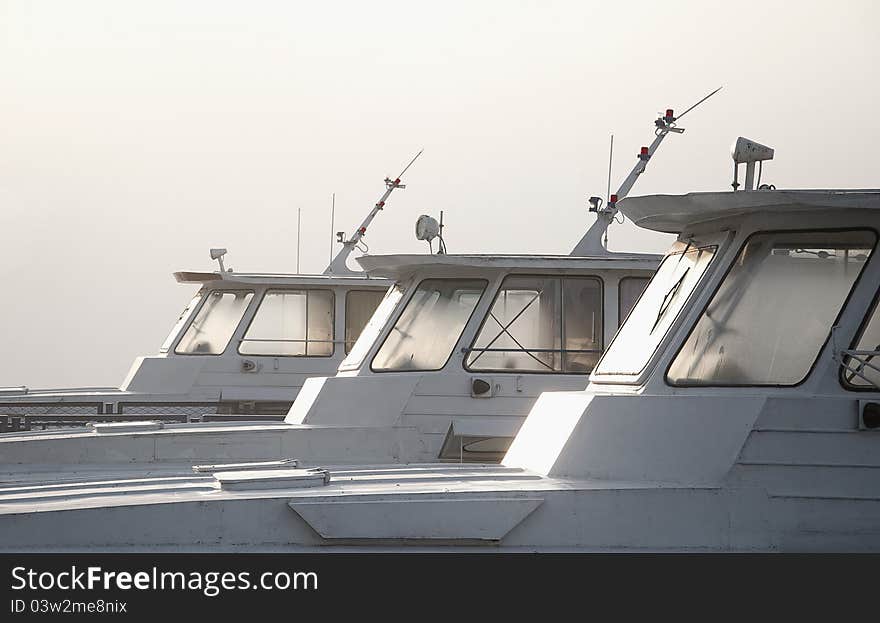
(840, 348), (880, 388)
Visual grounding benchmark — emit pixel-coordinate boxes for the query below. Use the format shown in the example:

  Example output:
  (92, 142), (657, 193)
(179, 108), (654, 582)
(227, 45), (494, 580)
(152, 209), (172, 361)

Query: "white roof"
(619, 190), (880, 234)
(173, 271), (390, 288)
(357, 252), (661, 279)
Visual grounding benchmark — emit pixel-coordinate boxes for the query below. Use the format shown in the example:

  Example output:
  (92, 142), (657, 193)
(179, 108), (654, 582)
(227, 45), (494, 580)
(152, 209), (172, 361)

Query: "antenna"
(324, 150), (424, 275)
(606, 134), (614, 204)
(675, 86), (723, 121)
(604, 134), (614, 249)
(329, 193), (335, 266)
(296, 207), (302, 274)
(572, 86), (722, 256)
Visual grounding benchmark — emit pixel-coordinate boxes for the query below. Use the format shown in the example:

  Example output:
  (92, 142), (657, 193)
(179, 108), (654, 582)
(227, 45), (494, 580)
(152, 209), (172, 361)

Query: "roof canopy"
(619, 190), (880, 234)
(357, 252), (661, 280)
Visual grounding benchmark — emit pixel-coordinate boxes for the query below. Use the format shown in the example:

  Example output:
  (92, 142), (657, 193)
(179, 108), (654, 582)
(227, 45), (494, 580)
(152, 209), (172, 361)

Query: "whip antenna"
(606, 134), (614, 204)
(674, 86), (723, 121)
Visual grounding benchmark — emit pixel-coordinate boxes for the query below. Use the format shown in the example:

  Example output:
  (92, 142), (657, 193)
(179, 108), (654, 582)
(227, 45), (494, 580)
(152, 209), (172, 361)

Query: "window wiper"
(651, 269), (688, 333)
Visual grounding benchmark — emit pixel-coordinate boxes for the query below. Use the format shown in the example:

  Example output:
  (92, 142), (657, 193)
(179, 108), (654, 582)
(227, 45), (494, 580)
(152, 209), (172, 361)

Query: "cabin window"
(668, 229), (875, 386)
(842, 294), (880, 389)
(345, 290), (387, 354)
(371, 279), (487, 372)
(160, 292), (203, 353)
(595, 241), (717, 377)
(466, 275), (603, 373)
(175, 290), (254, 355)
(618, 277), (650, 327)
(239, 289), (334, 357)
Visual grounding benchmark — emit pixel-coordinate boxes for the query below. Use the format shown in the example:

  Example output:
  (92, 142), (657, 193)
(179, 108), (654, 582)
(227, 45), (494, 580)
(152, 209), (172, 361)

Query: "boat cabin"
(590, 190), (880, 396)
(286, 251), (659, 461)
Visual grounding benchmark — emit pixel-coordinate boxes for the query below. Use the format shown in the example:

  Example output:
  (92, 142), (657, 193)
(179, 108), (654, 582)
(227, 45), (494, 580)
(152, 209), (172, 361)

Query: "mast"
(324, 150), (423, 275)
(571, 87), (721, 256)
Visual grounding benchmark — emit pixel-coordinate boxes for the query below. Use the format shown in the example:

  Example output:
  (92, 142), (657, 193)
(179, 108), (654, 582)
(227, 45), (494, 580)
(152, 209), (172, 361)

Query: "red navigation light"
(640, 146), (649, 155)
(610, 194), (618, 203)
(358, 227), (366, 234)
(665, 109), (674, 119)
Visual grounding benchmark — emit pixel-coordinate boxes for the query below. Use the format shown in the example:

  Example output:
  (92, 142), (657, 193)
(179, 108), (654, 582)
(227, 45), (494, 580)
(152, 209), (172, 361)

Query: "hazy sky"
(1, 0), (878, 388)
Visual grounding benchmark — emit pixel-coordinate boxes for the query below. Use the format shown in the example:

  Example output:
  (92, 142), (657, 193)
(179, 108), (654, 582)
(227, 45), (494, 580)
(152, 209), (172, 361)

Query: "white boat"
(1, 136), (879, 552)
(0, 167), (419, 428)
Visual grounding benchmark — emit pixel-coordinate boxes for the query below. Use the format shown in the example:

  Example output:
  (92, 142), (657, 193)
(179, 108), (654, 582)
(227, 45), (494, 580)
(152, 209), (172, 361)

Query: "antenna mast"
(296, 207), (302, 274)
(571, 86), (722, 256)
(324, 150), (423, 275)
(328, 193), (335, 266)
(606, 134), (614, 205)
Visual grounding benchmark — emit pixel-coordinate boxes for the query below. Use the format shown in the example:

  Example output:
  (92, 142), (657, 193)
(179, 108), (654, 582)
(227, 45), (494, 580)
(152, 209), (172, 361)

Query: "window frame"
(236, 288), (336, 358)
(173, 289), (256, 356)
(463, 273), (605, 375)
(344, 289), (388, 355)
(370, 277), (489, 373)
(160, 291), (204, 353)
(665, 227), (878, 389)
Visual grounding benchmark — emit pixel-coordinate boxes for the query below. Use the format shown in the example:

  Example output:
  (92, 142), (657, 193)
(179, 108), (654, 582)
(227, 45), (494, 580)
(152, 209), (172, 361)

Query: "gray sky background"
(1, 0), (878, 388)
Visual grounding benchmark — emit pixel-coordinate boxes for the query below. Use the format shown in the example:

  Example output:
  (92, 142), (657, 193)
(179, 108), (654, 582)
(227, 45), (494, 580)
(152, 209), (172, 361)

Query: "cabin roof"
(172, 271), (391, 288)
(619, 190), (880, 234)
(356, 252), (661, 279)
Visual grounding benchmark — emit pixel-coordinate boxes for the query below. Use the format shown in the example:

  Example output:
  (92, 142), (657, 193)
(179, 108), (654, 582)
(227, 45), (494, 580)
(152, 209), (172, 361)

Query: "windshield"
(160, 292), (202, 353)
(594, 241), (717, 377)
(372, 278), (487, 372)
(339, 284), (405, 370)
(669, 229), (875, 386)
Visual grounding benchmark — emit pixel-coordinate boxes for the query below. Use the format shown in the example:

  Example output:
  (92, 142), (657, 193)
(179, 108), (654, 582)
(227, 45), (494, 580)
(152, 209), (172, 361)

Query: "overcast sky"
(1, 0), (878, 388)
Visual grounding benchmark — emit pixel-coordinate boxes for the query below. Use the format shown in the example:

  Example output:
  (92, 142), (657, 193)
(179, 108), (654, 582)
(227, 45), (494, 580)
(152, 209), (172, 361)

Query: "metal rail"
(840, 348), (880, 388)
